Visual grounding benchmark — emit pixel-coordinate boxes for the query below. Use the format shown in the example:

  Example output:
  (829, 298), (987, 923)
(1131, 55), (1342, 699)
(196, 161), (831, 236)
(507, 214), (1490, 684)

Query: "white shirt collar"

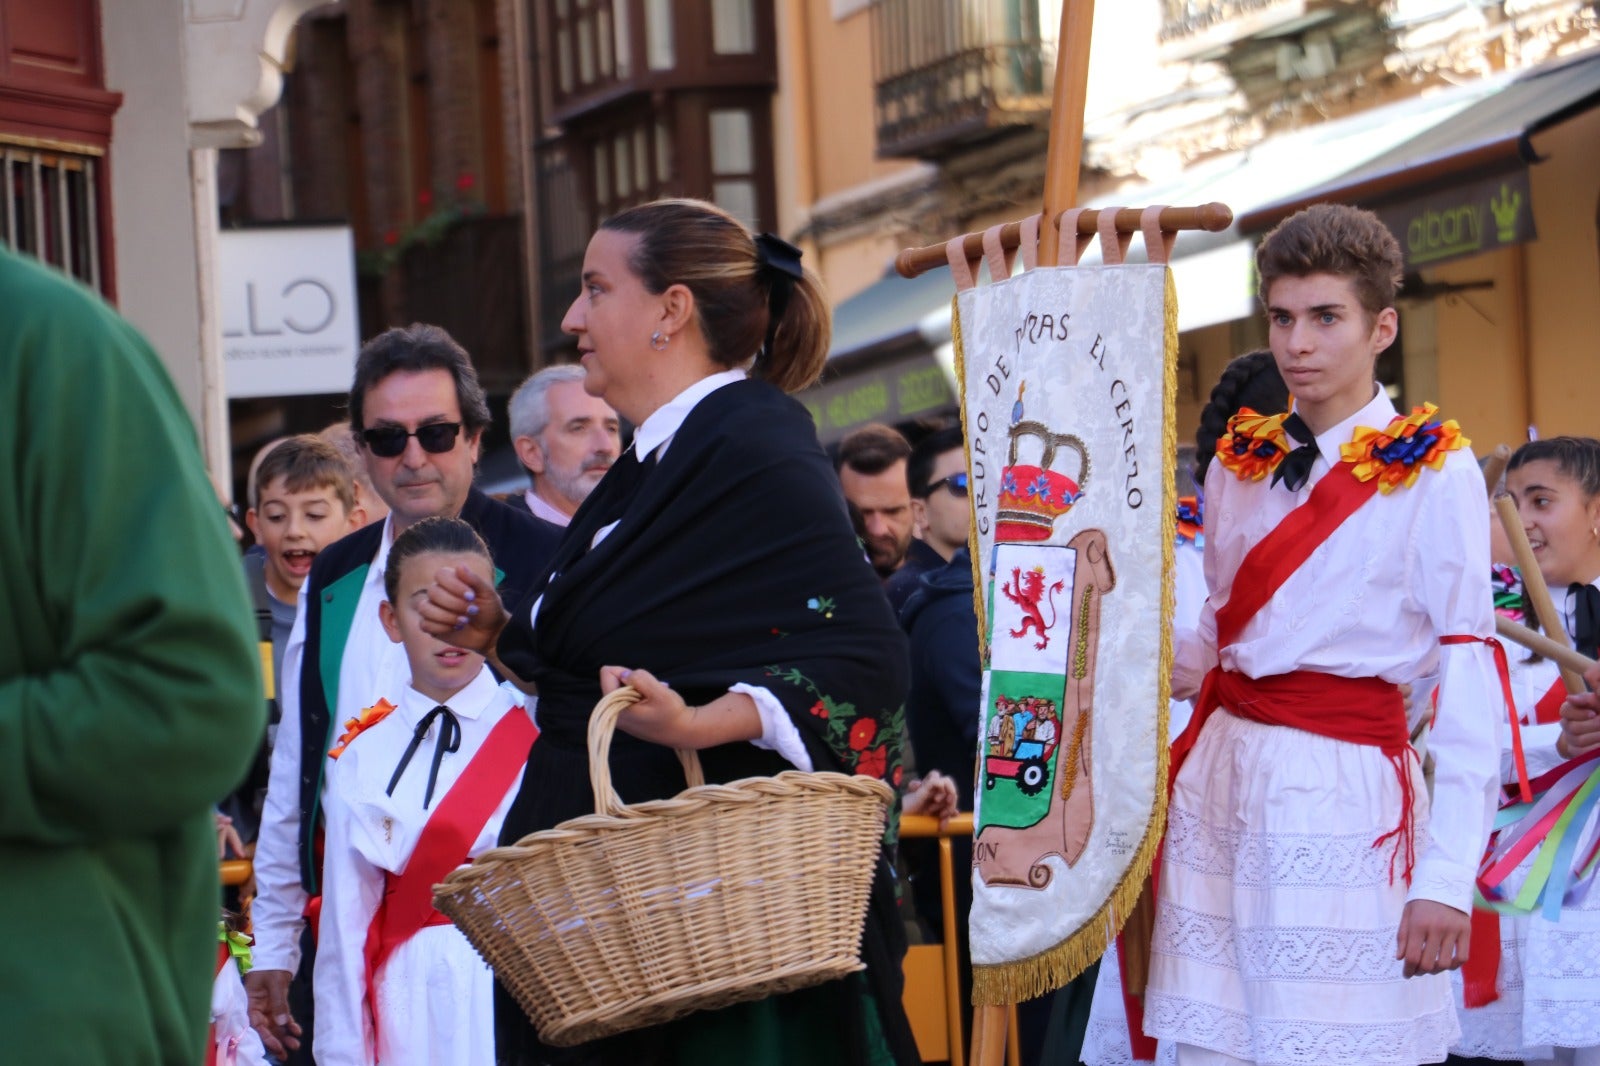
(366, 515), (397, 584)
(523, 488), (572, 526)
(631, 368), (747, 460)
(1303, 385), (1398, 468)
(398, 662), (499, 722)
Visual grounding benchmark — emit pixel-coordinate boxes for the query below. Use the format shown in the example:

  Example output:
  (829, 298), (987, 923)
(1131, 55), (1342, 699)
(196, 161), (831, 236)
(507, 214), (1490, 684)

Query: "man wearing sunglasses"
(245, 324), (562, 1061)
(885, 426), (970, 613)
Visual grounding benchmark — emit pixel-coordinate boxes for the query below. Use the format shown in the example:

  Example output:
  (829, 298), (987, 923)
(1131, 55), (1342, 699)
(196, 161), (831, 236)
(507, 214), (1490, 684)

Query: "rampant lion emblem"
(1002, 565), (1064, 650)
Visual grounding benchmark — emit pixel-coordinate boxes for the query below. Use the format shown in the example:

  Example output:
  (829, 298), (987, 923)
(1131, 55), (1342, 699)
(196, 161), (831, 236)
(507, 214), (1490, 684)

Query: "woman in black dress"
(422, 198), (920, 1066)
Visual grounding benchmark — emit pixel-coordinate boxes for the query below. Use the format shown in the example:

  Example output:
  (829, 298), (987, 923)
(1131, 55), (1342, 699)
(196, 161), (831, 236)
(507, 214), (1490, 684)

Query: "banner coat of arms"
(954, 251), (1178, 1005)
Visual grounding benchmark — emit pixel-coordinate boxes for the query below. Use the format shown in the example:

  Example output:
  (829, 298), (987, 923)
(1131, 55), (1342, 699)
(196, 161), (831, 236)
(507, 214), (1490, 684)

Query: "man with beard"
(244, 324), (561, 1061)
(506, 364), (621, 525)
(836, 423), (915, 582)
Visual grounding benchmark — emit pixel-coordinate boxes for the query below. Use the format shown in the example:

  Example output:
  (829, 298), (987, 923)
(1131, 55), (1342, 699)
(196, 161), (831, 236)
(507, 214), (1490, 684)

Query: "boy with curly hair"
(1143, 204), (1504, 1065)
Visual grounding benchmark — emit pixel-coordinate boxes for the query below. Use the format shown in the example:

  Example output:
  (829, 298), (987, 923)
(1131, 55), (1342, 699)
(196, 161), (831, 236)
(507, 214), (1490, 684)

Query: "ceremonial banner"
(953, 238), (1177, 1004)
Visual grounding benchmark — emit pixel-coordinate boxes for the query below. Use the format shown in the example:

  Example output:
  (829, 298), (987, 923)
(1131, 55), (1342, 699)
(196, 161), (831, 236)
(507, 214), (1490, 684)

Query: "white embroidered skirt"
(1081, 943), (1177, 1066)
(1144, 709), (1457, 1065)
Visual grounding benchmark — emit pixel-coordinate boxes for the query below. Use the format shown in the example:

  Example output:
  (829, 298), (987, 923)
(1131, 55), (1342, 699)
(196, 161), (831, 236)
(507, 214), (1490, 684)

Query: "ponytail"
(602, 199), (830, 395)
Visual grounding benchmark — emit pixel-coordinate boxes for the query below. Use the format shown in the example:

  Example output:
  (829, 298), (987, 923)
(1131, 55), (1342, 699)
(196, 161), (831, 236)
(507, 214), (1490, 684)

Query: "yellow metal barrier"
(899, 813), (1019, 1066)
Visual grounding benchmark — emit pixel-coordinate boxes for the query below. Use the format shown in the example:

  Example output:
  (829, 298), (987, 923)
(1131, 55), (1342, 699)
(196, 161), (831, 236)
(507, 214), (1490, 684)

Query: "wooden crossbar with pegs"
(895, 203), (1234, 279)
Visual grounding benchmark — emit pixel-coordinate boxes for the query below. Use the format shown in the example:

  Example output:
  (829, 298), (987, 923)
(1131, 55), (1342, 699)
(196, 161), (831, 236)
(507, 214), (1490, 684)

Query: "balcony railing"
(872, 0), (1058, 160)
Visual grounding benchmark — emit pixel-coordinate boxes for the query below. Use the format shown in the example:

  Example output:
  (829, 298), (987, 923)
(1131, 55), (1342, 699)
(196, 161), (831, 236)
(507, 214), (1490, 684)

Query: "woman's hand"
(417, 563), (509, 654)
(215, 811), (245, 860)
(600, 666), (694, 746)
(903, 770), (961, 825)
(599, 666), (762, 750)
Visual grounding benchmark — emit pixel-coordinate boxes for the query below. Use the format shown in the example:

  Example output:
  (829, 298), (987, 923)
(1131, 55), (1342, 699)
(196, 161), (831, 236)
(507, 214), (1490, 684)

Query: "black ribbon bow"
(386, 705), (461, 809)
(754, 232), (804, 360)
(1571, 582), (1600, 661)
(1270, 411), (1321, 492)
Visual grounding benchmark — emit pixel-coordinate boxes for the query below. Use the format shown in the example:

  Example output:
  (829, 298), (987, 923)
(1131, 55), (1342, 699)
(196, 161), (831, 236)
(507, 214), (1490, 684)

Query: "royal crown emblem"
(997, 382), (1091, 543)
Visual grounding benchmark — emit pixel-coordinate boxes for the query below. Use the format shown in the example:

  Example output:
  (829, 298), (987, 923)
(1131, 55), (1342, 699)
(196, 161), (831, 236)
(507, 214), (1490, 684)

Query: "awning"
(802, 264), (961, 443)
(1238, 46), (1600, 263)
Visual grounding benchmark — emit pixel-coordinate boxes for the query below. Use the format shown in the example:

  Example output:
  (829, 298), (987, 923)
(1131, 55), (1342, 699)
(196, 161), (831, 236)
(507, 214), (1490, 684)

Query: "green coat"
(0, 249), (263, 1064)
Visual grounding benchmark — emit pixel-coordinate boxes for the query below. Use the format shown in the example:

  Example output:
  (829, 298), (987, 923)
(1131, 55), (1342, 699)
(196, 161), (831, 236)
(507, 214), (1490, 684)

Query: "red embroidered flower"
(855, 746), (888, 779)
(849, 718), (877, 751)
(891, 765), (904, 788)
(809, 700), (828, 719)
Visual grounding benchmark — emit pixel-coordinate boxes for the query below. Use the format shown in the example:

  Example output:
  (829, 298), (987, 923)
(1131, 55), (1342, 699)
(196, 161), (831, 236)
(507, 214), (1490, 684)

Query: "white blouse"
(1173, 388), (1504, 913)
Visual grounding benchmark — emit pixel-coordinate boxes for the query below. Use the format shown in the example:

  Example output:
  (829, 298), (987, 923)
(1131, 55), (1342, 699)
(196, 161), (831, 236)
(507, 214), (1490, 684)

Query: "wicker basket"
(433, 686), (895, 1047)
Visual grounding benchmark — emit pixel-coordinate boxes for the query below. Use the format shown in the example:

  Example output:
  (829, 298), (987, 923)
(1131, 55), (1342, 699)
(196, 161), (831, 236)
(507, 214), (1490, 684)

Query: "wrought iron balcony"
(872, 0), (1058, 160)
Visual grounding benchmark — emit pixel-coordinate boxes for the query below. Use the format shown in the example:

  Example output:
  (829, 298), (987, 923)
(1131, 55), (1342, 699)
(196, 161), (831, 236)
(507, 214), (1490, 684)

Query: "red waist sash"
(1172, 668), (1418, 884)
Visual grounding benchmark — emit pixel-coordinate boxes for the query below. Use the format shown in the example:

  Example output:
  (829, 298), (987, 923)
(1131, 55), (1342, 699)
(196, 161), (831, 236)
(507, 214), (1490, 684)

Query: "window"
(2, 141), (102, 292)
(588, 112), (674, 223)
(645, 0), (675, 70)
(711, 0), (756, 55)
(708, 106), (758, 227)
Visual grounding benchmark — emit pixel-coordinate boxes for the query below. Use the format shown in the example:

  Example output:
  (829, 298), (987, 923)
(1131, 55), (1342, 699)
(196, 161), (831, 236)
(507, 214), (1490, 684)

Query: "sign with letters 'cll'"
(218, 226), (360, 399)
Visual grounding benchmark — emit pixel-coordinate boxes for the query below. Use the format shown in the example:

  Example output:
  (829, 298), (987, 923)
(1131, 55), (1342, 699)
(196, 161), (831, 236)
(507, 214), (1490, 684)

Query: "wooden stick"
(896, 203), (1234, 279)
(1482, 443), (1512, 499)
(970, 1004), (1009, 1066)
(1037, 0), (1097, 267)
(1496, 614), (1599, 677)
(1494, 494), (1586, 694)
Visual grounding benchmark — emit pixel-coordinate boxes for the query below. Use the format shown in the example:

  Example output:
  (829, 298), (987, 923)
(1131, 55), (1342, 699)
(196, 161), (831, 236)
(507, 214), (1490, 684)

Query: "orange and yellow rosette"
(1340, 403), (1469, 493)
(1215, 408), (1291, 482)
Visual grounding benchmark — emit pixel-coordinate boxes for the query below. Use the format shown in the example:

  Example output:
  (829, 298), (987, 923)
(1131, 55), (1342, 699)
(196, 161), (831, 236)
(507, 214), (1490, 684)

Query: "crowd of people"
(6, 196), (1599, 1066)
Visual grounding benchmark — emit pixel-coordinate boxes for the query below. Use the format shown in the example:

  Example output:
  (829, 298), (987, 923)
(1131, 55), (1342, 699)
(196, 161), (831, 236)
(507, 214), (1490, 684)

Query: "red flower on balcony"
(383, 228), (400, 247)
(455, 171), (476, 193)
(417, 188), (433, 209)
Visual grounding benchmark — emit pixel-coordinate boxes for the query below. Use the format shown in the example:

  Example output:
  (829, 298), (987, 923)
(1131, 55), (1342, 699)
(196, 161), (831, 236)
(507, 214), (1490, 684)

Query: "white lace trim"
(1145, 992), (1458, 1066)
(1162, 805), (1400, 889)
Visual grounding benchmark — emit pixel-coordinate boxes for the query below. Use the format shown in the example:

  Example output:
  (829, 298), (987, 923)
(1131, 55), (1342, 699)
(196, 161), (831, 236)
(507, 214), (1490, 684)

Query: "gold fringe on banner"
(969, 267), (1180, 1007)
(951, 295), (990, 653)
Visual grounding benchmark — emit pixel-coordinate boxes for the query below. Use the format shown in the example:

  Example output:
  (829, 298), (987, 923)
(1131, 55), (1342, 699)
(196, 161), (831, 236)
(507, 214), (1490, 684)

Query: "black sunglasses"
(361, 422), (463, 458)
(927, 472), (968, 498)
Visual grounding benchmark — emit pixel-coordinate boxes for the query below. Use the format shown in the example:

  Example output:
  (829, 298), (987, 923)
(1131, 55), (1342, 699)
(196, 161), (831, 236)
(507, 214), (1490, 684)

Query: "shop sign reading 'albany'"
(1376, 168), (1536, 270)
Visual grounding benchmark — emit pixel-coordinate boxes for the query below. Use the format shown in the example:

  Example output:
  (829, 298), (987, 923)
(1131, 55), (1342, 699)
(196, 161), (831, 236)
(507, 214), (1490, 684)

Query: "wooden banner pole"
(1036, 0), (1097, 268)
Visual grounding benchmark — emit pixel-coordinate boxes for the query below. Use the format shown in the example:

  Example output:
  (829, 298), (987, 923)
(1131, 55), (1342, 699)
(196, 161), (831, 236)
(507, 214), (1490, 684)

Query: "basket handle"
(587, 686), (705, 817)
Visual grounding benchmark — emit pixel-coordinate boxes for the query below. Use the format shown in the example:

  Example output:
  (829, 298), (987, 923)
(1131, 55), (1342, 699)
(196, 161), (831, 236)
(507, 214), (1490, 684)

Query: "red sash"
(1534, 677), (1567, 725)
(360, 706), (535, 1054)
